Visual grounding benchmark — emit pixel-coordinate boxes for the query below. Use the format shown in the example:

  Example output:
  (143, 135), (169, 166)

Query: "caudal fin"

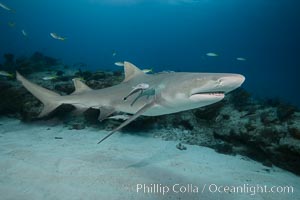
(16, 72), (63, 117)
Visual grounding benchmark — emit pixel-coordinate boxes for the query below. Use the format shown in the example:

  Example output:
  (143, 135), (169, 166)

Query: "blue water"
(1, 0), (299, 106)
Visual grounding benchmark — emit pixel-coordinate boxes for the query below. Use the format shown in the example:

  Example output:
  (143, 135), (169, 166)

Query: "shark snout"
(218, 74), (245, 93)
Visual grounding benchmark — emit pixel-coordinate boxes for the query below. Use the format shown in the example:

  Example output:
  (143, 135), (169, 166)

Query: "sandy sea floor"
(0, 118), (299, 200)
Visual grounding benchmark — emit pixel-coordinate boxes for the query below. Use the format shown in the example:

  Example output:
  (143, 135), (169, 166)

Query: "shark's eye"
(217, 78), (223, 86)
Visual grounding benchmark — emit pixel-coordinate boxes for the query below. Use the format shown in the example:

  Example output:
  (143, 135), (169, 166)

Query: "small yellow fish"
(77, 77), (85, 81)
(114, 61), (124, 67)
(0, 2), (15, 13)
(21, 29), (28, 37)
(8, 21), (16, 28)
(0, 71), (13, 77)
(50, 33), (67, 41)
(42, 76), (58, 80)
(142, 68), (153, 74)
(112, 50), (117, 57)
(236, 57), (247, 61)
(206, 52), (218, 57)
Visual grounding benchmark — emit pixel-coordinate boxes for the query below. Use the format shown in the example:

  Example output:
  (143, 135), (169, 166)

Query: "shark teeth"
(191, 91), (225, 96)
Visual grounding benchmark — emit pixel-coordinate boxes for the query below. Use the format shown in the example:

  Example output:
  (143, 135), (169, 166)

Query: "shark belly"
(142, 100), (221, 116)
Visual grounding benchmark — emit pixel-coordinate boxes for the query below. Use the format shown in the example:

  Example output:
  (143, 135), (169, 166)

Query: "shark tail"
(16, 72), (63, 117)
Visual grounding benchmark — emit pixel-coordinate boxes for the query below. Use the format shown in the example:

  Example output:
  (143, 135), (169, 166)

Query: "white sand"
(0, 118), (299, 200)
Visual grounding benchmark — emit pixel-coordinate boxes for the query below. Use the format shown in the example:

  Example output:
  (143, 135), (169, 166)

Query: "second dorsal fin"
(72, 78), (92, 94)
(123, 61), (145, 82)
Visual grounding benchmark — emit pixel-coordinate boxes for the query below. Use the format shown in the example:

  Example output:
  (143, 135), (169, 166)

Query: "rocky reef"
(1, 52), (300, 175)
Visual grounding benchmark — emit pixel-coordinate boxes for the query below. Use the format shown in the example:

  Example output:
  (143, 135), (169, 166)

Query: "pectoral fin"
(98, 106), (115, 121)
(97, 101), (155, 144)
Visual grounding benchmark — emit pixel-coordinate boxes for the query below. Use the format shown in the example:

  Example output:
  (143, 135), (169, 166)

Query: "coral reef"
(1, 52), (300, 175)
(30, 52), (58, 67)
(3, 53), (15, 71)
(1, 52), (61, 74)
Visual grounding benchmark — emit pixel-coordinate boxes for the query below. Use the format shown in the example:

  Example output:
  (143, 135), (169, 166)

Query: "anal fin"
(97, 101), (155, 144)
(38, 103), (61, 117)
(71, 104), (89, 115)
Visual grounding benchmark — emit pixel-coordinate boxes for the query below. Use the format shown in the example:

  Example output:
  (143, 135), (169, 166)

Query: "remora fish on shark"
(16, 62), (245, 144)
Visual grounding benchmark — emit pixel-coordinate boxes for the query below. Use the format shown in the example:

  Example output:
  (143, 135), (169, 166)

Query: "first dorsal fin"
(72, 78), (92, 94)
(123, 61), (145, 82)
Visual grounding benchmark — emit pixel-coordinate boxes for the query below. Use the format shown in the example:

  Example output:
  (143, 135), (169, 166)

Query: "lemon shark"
(16, 62), (245, 143)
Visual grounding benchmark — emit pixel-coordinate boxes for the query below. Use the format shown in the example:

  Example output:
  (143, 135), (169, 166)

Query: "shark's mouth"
(191, 91), (225, 97)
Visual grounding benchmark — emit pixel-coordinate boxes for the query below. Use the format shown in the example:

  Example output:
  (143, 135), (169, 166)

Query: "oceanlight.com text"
(135, 183), (294, 196)
(206, 183), (294, 196)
